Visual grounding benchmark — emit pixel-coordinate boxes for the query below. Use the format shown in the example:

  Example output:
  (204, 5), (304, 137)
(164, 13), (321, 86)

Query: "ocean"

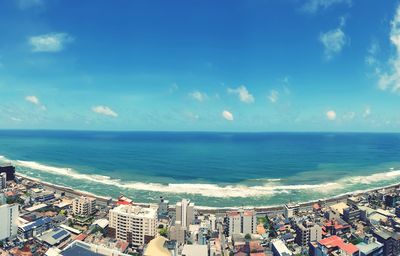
(0, 130), (400, 207)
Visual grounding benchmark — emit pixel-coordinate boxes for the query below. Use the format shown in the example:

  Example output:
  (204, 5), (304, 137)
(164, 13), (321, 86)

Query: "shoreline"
(16, 172), (400, 214)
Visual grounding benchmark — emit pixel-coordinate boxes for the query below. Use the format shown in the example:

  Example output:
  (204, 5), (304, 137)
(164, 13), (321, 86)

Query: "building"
(32, 191), (56, 202)
(158, 196), (169, 217)
(0, 172), (6, 190)
(18, 217), (53, 240)
(384, 194), (400, 208)
(284, 204), (299, 219)
(0, 203), (18, 240)
(176, 199), (194, 228)
(109, 204), (158, 247)
(343, 206), (361, 225)
(271, 239), (293, 256)
(181, 244), (208, 256)
(295, 221), (322, 247)
(316, 235), (359, 256)
(356, 234), (384, 256)
(169, 221), (186, 244)
(226, 209), (256, 236)
(37, 228), (71, 247)
(0, 166), (15, 181)
(72, 196), (96, 216)
(373, 229), (400, 256)
(59, 240), (131, 256)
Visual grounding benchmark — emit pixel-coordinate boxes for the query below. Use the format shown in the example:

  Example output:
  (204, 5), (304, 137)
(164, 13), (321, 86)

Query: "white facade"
(0, 173), (6, 190)
(284, 204), (299, 219)
(227, 209), (256, 236)
(109, 204), (158, 247)
(72, 196), (96, 216)
(0, 203), (18, 240)
(176, 199), (194, 228)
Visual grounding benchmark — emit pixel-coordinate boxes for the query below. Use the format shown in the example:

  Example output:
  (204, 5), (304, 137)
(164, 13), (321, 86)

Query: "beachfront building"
(72, 196), (96, 216)
(175, 198), (194, 228)
(158, 196), (169, 218)
(284, 203), (300, 219)
(0, 202), (18, 240)
(226, 209), (257, 236)
(0, 166), (15, 181)
(0, 172), (6, 190)
(108, 204), (158, 247)
(295, 220), (322, 247)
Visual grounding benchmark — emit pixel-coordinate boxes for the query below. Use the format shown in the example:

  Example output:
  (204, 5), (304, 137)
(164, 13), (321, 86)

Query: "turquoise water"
(0, 130), (400, 207)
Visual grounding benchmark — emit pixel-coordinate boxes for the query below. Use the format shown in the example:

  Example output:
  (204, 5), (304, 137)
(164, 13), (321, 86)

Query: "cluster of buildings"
(2, 165), (400, 255)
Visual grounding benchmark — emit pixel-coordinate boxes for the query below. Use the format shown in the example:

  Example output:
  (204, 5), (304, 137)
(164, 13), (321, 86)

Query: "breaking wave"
(1, 155), (400, 198)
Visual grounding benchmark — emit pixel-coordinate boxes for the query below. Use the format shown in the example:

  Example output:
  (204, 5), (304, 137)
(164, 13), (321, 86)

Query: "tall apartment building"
(175, 199), (194, 228)
(295, 221), (322, 247)
(226, 209), (257, 236)
(72, 196), (96, 216)
(108, 204), (158, 247)
(0, 202), (18, 240)
(0, 172), (6, 190)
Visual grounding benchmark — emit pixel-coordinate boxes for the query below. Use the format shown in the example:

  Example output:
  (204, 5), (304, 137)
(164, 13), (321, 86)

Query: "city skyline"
(0, 0), (399, 132)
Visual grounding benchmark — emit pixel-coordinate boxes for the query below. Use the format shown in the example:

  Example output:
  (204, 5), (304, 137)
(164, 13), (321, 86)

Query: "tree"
(159, 228), (168, 238)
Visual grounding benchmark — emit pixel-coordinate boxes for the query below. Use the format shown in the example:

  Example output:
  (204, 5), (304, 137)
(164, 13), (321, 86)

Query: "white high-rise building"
(72, 196), (96, 216)
(175, 199), (194, 228)
(0, 173), (6, 190)
(227, 209), (257, 236)
(0, 203), (18, 240)
(109, 204), (158, 247)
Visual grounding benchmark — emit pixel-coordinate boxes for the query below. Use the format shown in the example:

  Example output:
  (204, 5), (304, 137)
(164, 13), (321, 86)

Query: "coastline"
(16, 172), (400, 214)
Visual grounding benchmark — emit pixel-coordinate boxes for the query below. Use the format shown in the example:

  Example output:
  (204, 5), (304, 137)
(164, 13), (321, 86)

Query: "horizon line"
(0, 128), (399, 135)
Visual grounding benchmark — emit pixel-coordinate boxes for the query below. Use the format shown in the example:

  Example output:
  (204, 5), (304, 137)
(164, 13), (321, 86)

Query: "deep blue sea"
(1, 130), (400, 207)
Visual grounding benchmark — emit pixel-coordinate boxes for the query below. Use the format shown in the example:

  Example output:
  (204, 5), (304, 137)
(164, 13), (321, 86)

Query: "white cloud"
(10, 117), (22, 122)
(363, 106), (371, 118)
(25, 95), (40, 105)
(302, 0), (352, 13)
(92, 106), (118, 117)
(267, 90), (279, 103)
(365, 42), (380, 66)
(326, 110), (337, 120)
(189, 91), (207, 102)
(222, 110), (234, 121)
(25, 95), (46, 110)
(227, 85), (254, 103)
(376, 5), (400, 92)
(29, 33), (73, 52)
(319, 26), (347, 60)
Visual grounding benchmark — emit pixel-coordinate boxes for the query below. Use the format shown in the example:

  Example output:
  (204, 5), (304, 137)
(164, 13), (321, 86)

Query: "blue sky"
(0, 0), (400, 131)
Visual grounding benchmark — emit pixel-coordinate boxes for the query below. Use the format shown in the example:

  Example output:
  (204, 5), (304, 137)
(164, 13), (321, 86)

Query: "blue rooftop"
(20, 217), (52, 232)
(62, 242), (103, 256)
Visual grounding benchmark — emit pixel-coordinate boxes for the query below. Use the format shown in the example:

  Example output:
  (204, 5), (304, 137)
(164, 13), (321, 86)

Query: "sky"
(0, 0), (400, 132)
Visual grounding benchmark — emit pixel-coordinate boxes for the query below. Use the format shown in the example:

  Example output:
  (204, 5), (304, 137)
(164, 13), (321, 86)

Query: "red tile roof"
(319, 236), (358, 255)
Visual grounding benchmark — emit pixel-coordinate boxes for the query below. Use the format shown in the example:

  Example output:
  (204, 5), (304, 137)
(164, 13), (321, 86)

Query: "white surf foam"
(2, 155), (400, 198)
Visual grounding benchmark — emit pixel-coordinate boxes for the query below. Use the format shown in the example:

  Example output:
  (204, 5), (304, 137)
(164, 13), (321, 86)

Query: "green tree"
(159, 228), (168, 238)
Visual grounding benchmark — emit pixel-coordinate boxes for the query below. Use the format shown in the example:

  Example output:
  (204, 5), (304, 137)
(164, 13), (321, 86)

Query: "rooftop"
(319, 235), (359, 255)
(111, 204), (158, 219)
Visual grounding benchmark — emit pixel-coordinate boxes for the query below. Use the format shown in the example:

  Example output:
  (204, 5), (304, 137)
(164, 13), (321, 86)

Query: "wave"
(1, 155), (400, 198)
